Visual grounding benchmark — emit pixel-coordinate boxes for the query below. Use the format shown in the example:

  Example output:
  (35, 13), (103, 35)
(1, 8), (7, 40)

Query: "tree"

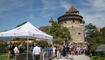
(46, 22), (71, 41)
(101, 27), (105, 40)
(85, 23), (105, 55)
(37, 40), (48, 48)
(53, 38), (64, 45)
(85, 23), (96, 36)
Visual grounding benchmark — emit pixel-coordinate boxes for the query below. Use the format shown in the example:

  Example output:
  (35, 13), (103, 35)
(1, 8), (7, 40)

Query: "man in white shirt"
(32, 44), (41, 60)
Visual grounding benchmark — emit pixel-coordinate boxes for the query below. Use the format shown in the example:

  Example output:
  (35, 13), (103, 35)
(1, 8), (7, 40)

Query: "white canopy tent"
(0, 22), (53, 40)
(0, 22), (53, 60)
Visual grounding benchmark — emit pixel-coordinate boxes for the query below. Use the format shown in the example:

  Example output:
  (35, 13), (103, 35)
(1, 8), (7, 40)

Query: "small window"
(78, 33), (81, 35)
(73, 20), (75, 23)
(64, 21), (66, 23)
(72, 26), (73, 28)
(60, 22), (63, 24)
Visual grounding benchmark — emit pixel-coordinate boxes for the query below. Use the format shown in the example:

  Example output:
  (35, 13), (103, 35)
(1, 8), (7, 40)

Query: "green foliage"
(53, 38), (64, 45)
(85, 23), (105, 55)
(37, 40), (48, 48)
(46, 22), (71, 41)
(0, 53), (8, 60)
(0, 42), (8, 53)
(101, 27), (105, 43)
(53, 40), (63, 45)
(85, 23), (96, 36)
(91, 56), (105, 60)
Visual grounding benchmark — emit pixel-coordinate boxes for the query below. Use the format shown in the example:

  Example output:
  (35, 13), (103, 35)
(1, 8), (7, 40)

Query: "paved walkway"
(53, 54), (90, 60)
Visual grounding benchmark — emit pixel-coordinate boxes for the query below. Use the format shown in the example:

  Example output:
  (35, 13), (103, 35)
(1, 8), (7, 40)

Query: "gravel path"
(53, 54), (90, 60)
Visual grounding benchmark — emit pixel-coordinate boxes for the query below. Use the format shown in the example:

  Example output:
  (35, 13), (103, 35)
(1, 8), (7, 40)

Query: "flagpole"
(27, 36), (29, 60)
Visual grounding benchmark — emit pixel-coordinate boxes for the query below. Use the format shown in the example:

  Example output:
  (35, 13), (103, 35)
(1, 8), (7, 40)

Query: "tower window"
(78, 33), (81, 35)
(64, 21), (66, 23)
(72, 26), (73, 28)
(60, 22), (63, 24)
(73, 20), (75, 23)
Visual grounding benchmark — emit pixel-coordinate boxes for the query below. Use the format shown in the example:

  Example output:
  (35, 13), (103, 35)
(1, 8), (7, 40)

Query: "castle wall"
(61, 20), (84, 42)
(58, 7), (85, 42)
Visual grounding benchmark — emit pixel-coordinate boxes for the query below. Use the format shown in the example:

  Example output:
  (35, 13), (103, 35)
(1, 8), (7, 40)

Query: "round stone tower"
(58, 6), (85, 42)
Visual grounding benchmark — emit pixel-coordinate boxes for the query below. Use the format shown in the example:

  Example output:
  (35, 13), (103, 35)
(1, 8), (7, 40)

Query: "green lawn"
(0, 53), (14, 60)
(0, 53), (32, 60)
(91, 56), (105, 60)
(0, 53), (8, 60)
(0, 53), (8, 55)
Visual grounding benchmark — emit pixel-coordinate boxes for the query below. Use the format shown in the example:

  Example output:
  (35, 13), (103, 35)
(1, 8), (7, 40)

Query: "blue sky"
(0, 0), (105, 31)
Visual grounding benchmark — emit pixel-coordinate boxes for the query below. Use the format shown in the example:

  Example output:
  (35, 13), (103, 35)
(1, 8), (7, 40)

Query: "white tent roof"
(0, 22), (53, 40)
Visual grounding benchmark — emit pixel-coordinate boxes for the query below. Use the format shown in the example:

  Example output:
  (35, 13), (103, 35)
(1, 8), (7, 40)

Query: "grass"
(0, 53), (8, 60)
(91, 55), (105, 60)
(0, 53), (8, 55)
(0, 53), (14, 60)
(0, 53), (32, 60)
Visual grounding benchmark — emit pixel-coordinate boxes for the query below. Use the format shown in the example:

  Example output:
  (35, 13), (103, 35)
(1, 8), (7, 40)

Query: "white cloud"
(81, 12), (105, 27)
(26, 0), (71, 12)
(25, 0), (71, 18)
(60, 0), (71, 10)
(0, 0), (105, 28)
(81, 0), (105, 11)
(40, 0), (105, 28)
(79, 0), (105, 27)
(0, 0), (29, 13)
(80, 11), (105, 27)
(91, 0), (105, 11)
(58, 0), (105, 27)
(41, 0), (60, 10)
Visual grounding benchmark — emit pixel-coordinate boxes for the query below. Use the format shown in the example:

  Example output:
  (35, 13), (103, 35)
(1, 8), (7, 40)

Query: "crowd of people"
(8, 43), (25, 60)
(8, 42), (88, 60)
(46, 44), (88, 60)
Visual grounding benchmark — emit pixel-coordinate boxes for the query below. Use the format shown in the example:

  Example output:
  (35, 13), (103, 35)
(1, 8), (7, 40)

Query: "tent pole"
(27, 37), (29, 60)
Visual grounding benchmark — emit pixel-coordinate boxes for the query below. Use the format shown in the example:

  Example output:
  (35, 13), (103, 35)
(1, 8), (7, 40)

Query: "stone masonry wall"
(61, 20), (84, 42)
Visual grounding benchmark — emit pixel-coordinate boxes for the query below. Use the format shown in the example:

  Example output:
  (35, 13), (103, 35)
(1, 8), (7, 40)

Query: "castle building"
(49, 17), (54, 26)
(58, 6), (85, 42)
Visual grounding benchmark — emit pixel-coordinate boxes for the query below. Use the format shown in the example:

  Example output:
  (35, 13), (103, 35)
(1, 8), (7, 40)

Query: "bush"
(53, 39), (64, 45)
(0, 42), (8, 53)
(91, 55), (105, 60)
(37, 40), (48, 48)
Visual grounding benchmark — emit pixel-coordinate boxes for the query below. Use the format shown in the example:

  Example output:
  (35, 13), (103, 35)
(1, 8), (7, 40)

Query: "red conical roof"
(66, 6), (79, 14)
(49, 17), (54, 23)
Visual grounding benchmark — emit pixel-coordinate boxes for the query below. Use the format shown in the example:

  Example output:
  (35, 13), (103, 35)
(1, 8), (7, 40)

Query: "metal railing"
(0, 53), (28, 60)
(0, 51), (48, 60)
(0, 55), (8, 60)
